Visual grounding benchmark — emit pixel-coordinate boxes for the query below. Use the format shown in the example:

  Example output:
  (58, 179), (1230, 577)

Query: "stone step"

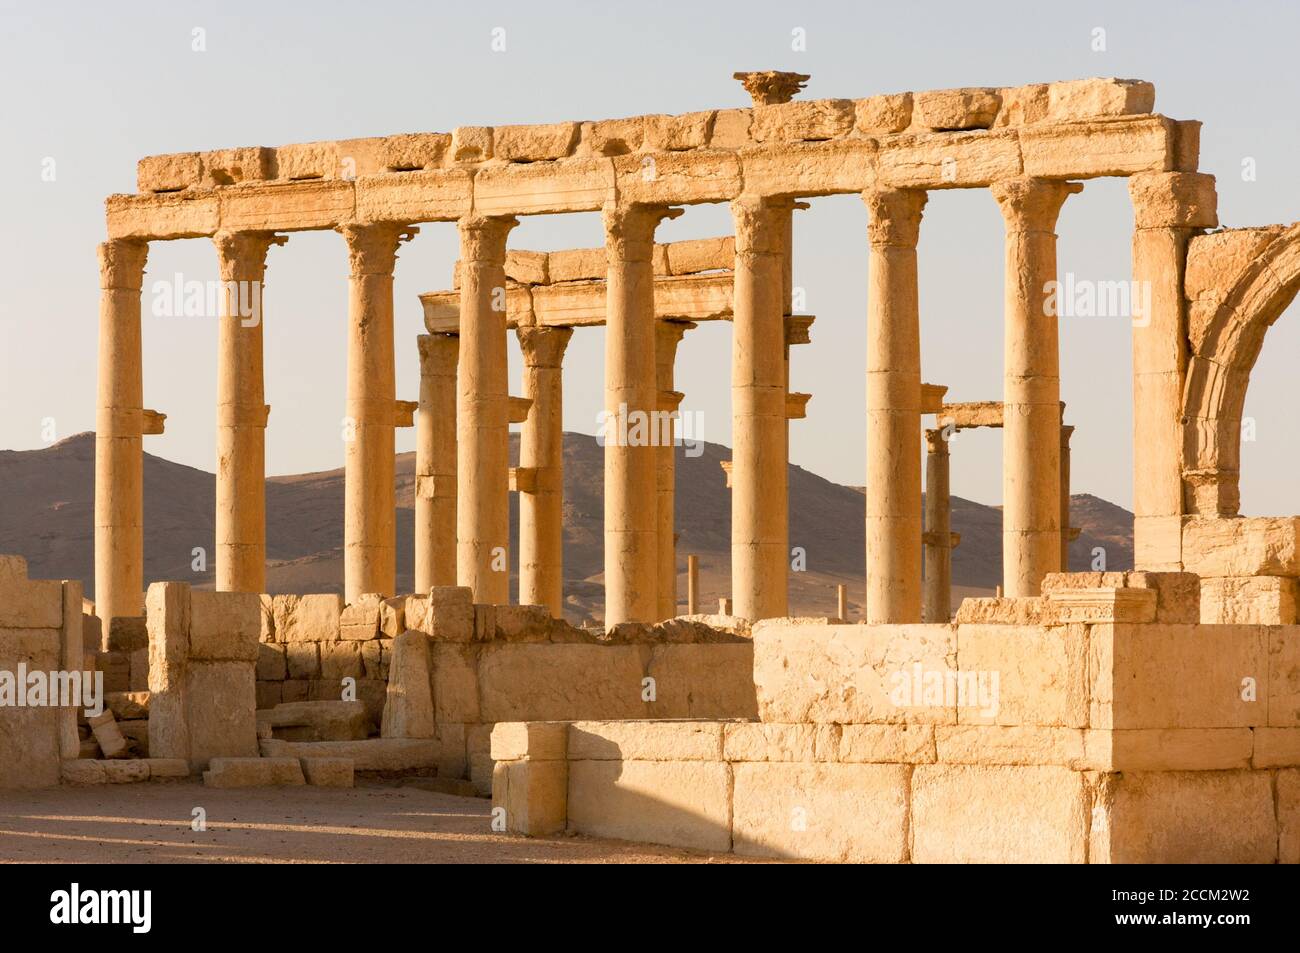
(203, 757), (305, 788)
(258, 737), (438, 772)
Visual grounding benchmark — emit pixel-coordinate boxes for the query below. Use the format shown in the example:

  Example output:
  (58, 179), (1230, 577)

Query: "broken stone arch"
(1182, 222), (1300, 517)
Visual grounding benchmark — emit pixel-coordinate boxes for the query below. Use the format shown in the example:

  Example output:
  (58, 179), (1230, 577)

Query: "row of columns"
(866, 177), (1082, 623)
(97, 172), (1128, 626)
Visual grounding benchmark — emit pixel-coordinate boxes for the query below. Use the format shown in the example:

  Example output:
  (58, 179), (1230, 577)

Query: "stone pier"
(992, 178), (1080, 597)
(1129, 172), (1218, 569)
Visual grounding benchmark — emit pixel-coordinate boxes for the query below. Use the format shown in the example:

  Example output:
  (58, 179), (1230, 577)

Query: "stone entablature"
(421, 236), (739, 332)
(108, 78), (1195, 241)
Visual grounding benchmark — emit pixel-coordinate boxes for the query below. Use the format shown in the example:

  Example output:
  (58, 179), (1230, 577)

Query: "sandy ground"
(0, 780), (755, 864)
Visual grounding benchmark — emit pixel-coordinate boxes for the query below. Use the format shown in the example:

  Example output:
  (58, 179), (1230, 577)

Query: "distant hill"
(0, 432), (1133, 624)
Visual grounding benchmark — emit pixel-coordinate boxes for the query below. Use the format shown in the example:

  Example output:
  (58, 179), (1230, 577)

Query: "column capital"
(655, 318), (696, 350)
(924, 427), (952, 454)
(863, 188), (928, 247)
(733, 70), (810, 106)
(1128, 171), (1218, 230)
(1060, 423), (1075, 447)
(337, 222), (418, 276)
(98, 239), (149, 290)
(213, 230), (286, 281)
(991, 177), (1083, 234)
(458, 215), (519, 263)
(516, 324), (574, 368)
(417, 332), (458, 370)
(602, 203), (682, 261)
(730, 195), (788, 257)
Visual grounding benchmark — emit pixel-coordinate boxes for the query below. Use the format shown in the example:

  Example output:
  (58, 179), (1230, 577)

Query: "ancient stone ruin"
(3, 72), (1298, 862)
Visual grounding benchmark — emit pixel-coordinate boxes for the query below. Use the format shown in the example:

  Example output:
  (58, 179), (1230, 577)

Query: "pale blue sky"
(1, 0), (1296, 513)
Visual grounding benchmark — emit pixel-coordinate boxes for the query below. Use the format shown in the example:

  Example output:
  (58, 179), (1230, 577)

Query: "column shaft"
(415, 333), (459, 592)
(603, 203), (679, 626)
(517, 326), (572, 617)
(214, 231), (283, 593)
(864, 188), (927, 623)
(94, 240), (149, 624)
(992, 178), (1081, 596)
(456, 216), (517, 605)
(1060, 424), (1074, 570)
(923, 429), (952, 623)
(655, 320), (693, 621)
(339, 223), (415, 602)
(730, 196), (789, 622)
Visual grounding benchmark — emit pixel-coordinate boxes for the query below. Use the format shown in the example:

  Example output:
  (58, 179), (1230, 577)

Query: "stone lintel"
(421, 272), (735, 334)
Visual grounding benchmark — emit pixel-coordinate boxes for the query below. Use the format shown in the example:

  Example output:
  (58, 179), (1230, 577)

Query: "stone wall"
(0, 556), (83, 788)
(492, 575), (1300, 862)
(255, 587), (756, 792)
(146, 582), (260, 772)
(1184, 517), (1300, 624)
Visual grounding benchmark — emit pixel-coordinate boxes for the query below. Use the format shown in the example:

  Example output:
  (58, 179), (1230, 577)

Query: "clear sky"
(1, 0), (1296, 514)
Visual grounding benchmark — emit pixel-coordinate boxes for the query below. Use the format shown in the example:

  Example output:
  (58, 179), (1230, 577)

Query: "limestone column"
(456, 216), (518, 605)
(213, 231), (284, 594)
(730, 196), (790, 622)
(603, 203), (680, 626)
(94, 239), (149, 623)
(923, 428), (952, 623)
(864, 188), (927, 623)
(655, 320), (694, 621)
(1128, 172), (1218, 569)
(1060, 424), (1074, 571)
(415, 332), (459, 593)
(338, 222), (416, 602)
(991, 177), (1082, 597)
(517, 325), (573, 617)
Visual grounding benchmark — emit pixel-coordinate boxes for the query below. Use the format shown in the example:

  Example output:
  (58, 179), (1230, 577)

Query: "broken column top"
(733, 70), (811, 105)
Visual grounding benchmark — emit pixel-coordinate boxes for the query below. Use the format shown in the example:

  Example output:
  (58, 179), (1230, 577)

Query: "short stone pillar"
(517, 325), (573, 617)
(1128, 172), (1218, 569)
(602, 203), (681, 626)
(338, 223), (417, 602)
(991, 177), (1081, 597)
(864, 188), (927, 623)
(146, 582), (259, 772)
(415, 333), (459, 593)
(94, 239), (149, 624)
(213, 230), (285, 594)
(731, 196), (789, 622)
(457, 216), (518, 605)
(923, 428), (954, 623)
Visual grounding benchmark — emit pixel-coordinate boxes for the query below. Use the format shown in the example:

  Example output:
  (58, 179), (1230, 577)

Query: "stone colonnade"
(94, 75), (1203, 628)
